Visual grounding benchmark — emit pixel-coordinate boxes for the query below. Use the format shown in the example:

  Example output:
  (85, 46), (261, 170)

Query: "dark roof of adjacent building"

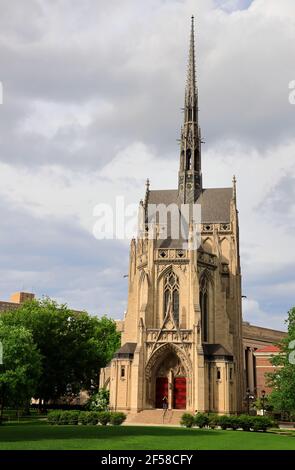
(114, 342), (137, 359)
(148, 187), (232, 223)
(203, 343), (233, 360)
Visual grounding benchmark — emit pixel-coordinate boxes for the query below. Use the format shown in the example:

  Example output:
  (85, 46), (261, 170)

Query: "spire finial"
(146, 178), (150, 190)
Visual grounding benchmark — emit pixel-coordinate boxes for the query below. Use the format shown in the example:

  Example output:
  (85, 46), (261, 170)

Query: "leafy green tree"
(0, 323), (41, 422)
(1, 298), (120, 406)
(268, 307), (295, 413)
(92, 315), (121, 372)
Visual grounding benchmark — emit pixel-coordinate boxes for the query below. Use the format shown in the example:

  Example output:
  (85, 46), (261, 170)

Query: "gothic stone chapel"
(101, 18), (244, 415)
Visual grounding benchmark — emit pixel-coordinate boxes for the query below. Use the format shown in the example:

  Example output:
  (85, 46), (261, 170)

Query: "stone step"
(125, 409), (185, 426)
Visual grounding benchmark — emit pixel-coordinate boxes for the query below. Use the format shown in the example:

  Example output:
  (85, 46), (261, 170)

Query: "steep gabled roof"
(148, 187), (232, 223)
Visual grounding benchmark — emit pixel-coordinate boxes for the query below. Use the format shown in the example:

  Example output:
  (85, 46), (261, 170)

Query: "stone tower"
(101, 17), (244, 415)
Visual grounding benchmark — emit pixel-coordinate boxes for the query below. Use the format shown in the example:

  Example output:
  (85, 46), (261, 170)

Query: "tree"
(0, 323), (41, 423)
(268, 307), (295, 413)
(1, 298), (120, 406)
(92, 315), (121, 379)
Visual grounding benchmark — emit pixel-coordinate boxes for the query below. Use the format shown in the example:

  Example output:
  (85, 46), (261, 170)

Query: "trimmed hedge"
(218, 415), (232, 430)
(252, 416), (274, 432)
(180, 413), (195, 428)
(194, 413), (209, 429)
(208, 414), (219, 429)
(238, 414), (253, 431)
(87, 411), (100, 425)
(79, 411), (91, 425)
(109, 412), (127, 426)
(47, 410), (62, 425)
(47, 410), (126, 426)
(180, 413), (274, 432)
(97, 411), (111, 426)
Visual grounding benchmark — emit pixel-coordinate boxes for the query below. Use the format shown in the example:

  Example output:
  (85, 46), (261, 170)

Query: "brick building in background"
(0, 291), (35, 313)
(241, 323), (286, 400)
(254, 345), (281, 396)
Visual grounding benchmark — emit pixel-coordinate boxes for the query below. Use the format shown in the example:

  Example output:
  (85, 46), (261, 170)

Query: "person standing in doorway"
(162, 395), (168, 411)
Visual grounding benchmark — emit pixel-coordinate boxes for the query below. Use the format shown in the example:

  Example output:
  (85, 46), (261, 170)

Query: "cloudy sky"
(0, 0), (294, 330)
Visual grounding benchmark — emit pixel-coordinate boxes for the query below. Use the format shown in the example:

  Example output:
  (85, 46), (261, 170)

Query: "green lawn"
(0, 422), (294, 450)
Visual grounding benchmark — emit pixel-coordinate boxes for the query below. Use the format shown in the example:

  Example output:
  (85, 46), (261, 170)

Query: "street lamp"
(246, 388), (251, 415)
(245, 388), (255, 415)
(261, 390), (266, 416)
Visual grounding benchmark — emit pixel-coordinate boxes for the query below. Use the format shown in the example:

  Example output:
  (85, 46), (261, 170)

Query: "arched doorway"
(150, 346), (188, 410)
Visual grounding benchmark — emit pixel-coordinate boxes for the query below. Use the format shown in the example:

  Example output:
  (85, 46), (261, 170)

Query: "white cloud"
(242, 298), (286, 330)
(0, 0), (294, 329)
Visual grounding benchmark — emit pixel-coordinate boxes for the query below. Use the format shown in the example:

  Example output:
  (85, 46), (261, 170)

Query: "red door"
(173, 377), (186, 409)
(155, 377), (168, 408)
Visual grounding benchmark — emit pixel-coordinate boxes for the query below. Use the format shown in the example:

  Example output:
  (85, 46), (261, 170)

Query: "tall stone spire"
(178, 16), (202, 204)
(185, 15), (197, 120)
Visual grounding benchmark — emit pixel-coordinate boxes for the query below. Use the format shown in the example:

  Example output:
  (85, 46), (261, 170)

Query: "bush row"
(180, 413), (275, 432)
(47, 410), (126, 426)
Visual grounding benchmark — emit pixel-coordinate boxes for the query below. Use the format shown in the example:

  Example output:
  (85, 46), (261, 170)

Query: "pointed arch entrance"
(145, 344), (191, 410)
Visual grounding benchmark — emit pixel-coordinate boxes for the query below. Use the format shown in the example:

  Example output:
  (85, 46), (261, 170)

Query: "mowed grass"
(0, 422), (295, 450)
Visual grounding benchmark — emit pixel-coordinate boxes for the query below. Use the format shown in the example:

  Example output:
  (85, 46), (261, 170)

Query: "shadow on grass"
(0, 423), (217, 443)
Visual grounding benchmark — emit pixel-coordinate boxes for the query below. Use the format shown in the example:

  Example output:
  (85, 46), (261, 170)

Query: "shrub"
(87, 411), (100, 425)
(208, 414), (219, 429)
(194, 413), (209, 429)
(59, 411), (72, 425)
(47, 410), (62, 425)
(180, 413), (195, 428)
(238, 415), (253, 432)
(229, 416), (240, 430)
(79, 411), (90, 425)
(97, 411), (111, 426)
(252, 416), (274, 432)
(110, 412), (126, 426)
(87, 389), (110, 411)
(67, 411), (80, 425)
(78, 411), (99, 425)
(218, 415), (232, 430)
(56, 410), (80, 425)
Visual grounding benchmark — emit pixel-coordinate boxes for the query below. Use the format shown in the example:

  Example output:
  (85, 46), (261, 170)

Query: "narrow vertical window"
(199, 275), (209, 342)
(173, 290), (179, 326)
(186, 149), (191, 170)
(164, 271), (180, 326)
(164, 289), (170, 316)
